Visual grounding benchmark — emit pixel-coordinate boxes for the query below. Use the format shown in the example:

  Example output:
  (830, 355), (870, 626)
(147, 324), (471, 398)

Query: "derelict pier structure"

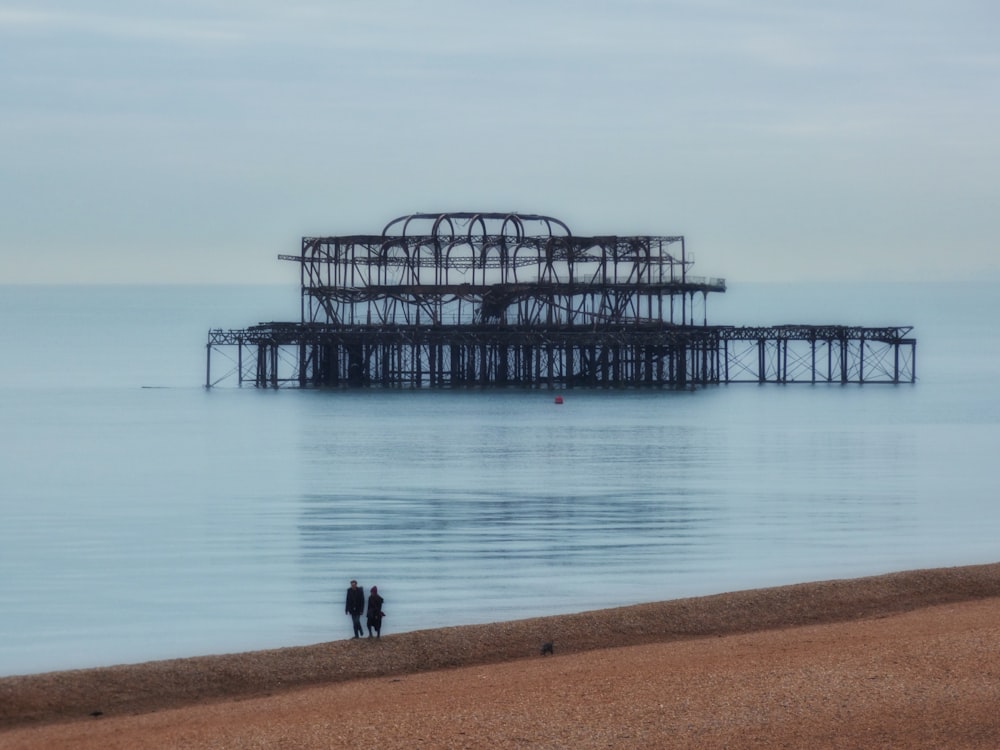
(205, 212), (916, 389)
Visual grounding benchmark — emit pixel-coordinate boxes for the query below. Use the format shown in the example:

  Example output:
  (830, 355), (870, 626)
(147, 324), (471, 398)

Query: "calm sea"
(1, 282), (997, 676)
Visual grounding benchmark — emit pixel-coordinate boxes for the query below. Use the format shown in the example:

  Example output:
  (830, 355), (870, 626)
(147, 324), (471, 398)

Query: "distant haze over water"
(1, 282), (997, 676)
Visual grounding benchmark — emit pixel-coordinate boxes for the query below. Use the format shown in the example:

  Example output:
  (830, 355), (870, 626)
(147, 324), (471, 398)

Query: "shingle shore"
(3, 562), (999, 732)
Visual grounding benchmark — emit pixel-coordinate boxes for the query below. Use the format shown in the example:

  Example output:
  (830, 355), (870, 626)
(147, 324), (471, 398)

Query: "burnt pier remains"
(205, 212), (915, 389)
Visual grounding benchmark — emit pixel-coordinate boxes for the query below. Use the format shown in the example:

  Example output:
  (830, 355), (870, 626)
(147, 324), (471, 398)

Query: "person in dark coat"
(345, 579), (365, 639)
(366, 585), (385, 638)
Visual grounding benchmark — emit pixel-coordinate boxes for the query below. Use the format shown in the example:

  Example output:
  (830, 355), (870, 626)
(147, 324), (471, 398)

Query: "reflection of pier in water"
(205, 212), (915, 388)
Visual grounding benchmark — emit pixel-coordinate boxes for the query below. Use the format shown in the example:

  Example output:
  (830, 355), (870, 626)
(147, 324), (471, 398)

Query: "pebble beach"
(3, 563), (999, 748)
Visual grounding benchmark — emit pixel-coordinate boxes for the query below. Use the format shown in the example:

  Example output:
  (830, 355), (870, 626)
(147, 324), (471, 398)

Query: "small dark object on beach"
(89, 710), (103, 718)
(540, 642), (554, 655)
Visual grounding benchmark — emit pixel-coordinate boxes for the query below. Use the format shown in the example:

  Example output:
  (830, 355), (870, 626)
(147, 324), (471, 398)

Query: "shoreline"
(3, 561), (1000, 734)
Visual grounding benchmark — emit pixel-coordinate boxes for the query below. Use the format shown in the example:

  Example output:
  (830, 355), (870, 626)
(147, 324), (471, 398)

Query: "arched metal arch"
(381, 212), (572, 239)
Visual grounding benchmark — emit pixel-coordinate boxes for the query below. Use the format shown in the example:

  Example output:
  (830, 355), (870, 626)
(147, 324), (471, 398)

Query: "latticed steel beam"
(206, 323), (915, 388)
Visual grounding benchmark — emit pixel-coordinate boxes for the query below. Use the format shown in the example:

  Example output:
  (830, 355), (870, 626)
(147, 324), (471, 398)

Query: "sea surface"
(1, 282), (998, 676)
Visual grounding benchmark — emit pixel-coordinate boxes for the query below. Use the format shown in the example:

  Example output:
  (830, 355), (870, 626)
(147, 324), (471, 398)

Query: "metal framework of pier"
(206, 212), (916, 389)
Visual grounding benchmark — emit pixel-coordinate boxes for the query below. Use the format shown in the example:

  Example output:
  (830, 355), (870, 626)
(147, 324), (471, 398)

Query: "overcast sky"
(2, 1), (997, 284)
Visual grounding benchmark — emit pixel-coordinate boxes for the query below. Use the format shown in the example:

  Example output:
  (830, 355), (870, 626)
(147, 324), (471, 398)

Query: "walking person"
(345, 580), (365, 639)
(366, 585), (385, 638)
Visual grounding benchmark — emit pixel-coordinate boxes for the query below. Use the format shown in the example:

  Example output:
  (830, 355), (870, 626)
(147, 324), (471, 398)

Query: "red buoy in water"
(554, 395), (564, 404)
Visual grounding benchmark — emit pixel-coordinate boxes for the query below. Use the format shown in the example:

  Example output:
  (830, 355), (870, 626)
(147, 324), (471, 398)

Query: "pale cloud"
(0, 1), (997, 283)
(0, 5), (243, 43)
(0, 8), (66, 26)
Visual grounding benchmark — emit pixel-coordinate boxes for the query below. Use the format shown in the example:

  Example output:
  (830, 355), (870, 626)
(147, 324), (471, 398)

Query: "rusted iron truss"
(204, 324), (916, 388)
(205, 212), (916, 389)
